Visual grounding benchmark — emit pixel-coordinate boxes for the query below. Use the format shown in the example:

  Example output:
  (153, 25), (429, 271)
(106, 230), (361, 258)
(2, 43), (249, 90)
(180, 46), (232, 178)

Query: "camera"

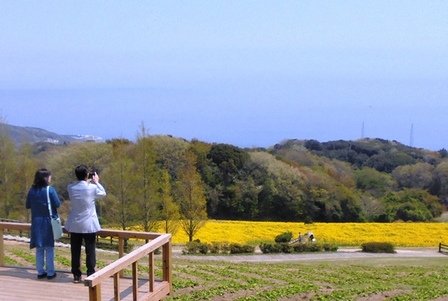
(88, 172), (96, 179)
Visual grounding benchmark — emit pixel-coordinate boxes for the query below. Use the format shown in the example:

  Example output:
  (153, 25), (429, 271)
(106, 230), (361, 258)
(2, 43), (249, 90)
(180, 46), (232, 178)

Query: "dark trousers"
(70, 232), (97, 277)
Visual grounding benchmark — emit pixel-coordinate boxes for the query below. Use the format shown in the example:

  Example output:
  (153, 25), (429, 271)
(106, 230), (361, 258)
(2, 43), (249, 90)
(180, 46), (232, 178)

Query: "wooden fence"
(0, 221), (172, 301)
(439, 242), (448, 253)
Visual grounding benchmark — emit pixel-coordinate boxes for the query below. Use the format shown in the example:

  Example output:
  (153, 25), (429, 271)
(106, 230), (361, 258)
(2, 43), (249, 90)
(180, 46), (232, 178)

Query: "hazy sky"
(0, 1), (447, 150)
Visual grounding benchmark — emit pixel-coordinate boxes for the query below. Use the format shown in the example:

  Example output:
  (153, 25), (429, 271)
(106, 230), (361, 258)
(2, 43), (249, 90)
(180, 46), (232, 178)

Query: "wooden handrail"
(0, 222), (172, 301)
(439, 242), (448, 253)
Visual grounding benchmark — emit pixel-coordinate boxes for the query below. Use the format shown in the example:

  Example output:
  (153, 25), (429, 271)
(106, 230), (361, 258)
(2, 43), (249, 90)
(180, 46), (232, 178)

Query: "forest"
(1, 125), (447, 240)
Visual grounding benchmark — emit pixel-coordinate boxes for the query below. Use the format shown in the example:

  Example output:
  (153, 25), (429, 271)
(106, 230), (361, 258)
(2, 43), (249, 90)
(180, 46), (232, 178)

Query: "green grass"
(5, 242), (448, 300)
(165, 258), (448, 301)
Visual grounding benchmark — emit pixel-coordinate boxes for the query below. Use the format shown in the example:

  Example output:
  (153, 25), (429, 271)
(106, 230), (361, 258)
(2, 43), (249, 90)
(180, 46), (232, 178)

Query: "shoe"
(37, 272), (47, 279)
(73, 275), (82, 283)
(47, 273), (57, 280)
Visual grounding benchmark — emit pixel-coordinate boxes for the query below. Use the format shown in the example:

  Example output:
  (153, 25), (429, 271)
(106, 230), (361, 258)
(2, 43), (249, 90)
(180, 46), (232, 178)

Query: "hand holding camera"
(88, 171), (99, 183)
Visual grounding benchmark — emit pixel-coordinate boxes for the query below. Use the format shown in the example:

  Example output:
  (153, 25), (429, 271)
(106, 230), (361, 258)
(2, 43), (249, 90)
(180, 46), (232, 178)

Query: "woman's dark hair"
(75, 164), (89, 180)
(33, 168), (51, 188)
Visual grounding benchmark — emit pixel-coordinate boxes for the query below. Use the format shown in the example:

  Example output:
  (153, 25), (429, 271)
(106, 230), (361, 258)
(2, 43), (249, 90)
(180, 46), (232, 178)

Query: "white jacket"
(65, 181), (107, 233)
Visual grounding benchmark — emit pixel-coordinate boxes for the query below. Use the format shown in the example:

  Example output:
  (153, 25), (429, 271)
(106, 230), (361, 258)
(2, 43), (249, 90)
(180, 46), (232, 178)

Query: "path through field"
(172, 245), (446, 262)
(5, 234), (445, 262)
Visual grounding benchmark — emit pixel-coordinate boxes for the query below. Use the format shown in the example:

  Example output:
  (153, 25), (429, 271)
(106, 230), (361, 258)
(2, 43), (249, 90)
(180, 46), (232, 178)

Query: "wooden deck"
(0, 266), (165, 301)
(0, 222), (173, 301)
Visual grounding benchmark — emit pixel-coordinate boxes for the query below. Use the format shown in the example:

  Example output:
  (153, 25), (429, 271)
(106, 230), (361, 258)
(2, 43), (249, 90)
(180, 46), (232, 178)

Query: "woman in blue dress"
(26, 168), (61, 280)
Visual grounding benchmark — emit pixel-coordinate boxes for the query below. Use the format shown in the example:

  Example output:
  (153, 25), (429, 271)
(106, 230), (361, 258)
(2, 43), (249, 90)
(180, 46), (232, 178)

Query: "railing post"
(149, 252), (154, 292)
(113, 273), (121, 301)
(88, 283), (101, 301)
(132, 262), (138, 299)
(163, 237), (173, 295)
(118, 237), (124, 278)
(0, 228), (4, 266)
(439, 242), (442, 252)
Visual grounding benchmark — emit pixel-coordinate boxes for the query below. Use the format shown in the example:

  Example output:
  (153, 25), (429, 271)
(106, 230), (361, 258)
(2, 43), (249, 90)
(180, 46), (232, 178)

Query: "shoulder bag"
(47, 186), (63, 240)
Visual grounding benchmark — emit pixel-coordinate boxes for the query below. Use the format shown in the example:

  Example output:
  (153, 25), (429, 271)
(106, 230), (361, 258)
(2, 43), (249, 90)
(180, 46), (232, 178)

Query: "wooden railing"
(0, 221), (172, 301)
(439, 242), (448, 253)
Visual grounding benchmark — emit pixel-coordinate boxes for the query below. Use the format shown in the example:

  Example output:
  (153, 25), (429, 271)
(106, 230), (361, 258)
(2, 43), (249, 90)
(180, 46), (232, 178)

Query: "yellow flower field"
(167, 220), (448, 247)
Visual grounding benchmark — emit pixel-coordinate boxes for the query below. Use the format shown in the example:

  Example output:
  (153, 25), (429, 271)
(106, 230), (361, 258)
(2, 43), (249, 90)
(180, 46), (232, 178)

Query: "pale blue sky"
(0, 1), (447, 150)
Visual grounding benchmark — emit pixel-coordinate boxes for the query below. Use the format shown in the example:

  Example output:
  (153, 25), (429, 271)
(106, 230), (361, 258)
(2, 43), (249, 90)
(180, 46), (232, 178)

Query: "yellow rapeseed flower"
(169, 220), (448, 247)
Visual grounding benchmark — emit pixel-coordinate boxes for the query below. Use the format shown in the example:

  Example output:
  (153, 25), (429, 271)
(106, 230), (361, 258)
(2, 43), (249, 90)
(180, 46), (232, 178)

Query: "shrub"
(221, 242), (231, 254)
(182, 240), (210, 254)
(198, 243), (210, 254)
(361, 242), (395, 253)
(209, 241), (224, 254)
(230, 243), (255, 254)
(183, 241), (253, 255)
(261, 242), (333, 254)
(208, 241), (231, 254)
(259, 243), (282, 254)
(306, 243), (323, 252)
(182, 241), (201, 254)
(280, 242), (294, 253)
(292, 243), (307, 253)
(323, 244), (338, 252)
(275, 231), (293, 243)
(292, 243), (324, 253)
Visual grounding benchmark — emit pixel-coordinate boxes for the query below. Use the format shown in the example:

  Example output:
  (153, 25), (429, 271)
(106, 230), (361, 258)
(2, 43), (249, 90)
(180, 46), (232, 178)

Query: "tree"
(15, 142), (39, 221)
(131, 124), (161, 233)
(45, 142), (113, 201)
(101, 139), (136, 229)
(432, 162), (448, 205)
(0, 125), (18, 219)
(149, 135), (189, 179)
(355, 166), (394, 198)
(304, 139), (323, 151)
(381, 189), (443, 222)
(248, 151), (305, 221)
(176, 150), (207, 242)
(364, 152), (416, 173)
(257, 178), (276, 219)
(391, 162), (434, 190)
(359, 195), (385, 221)
(158, 169), (180, 234)
(438, 148), (448, 158)
(41, 141), (113, 224)
(207, 143), (249, 185)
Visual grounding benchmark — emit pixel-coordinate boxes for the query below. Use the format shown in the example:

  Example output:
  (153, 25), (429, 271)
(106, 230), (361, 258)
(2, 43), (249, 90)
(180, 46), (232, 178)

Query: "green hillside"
(1, 124), (446, 228)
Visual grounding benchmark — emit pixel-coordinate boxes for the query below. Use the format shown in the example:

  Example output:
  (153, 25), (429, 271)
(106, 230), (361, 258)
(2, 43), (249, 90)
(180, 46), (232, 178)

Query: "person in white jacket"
(65, 164), (106, 283)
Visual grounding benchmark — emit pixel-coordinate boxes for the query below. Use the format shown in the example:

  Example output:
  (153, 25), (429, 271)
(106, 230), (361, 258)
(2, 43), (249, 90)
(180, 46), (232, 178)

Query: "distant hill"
(271, 138), (446, 173)
(0, 123), (103, 146)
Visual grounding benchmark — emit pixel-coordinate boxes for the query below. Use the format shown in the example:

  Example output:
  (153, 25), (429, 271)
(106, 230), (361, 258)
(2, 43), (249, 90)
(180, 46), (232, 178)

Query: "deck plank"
(0, 266), (152, 301)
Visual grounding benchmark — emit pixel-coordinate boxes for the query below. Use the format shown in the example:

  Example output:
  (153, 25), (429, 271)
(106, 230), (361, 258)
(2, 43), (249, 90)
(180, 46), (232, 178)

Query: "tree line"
(0, 125), (446, 241)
